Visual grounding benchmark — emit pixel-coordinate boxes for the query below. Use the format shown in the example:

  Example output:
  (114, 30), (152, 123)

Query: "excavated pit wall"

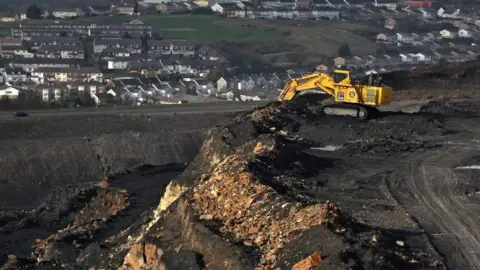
(0, 113), (230, 210)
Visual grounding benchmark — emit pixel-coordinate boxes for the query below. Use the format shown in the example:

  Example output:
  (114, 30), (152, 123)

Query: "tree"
(122, 32), (133, 39)
(17, 90), (26, 102)
(26, 4), (42, 19)
(134, 1), (139, 14)
(191, 7), (214, 15)
(338, 43), (351, 57)
(0, 95), (11, 109)
(26, 90), (42, 102)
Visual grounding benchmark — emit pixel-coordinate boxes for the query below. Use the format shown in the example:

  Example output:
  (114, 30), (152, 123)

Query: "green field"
(0, 27), (11, 37)
(27, 15), (284, 42)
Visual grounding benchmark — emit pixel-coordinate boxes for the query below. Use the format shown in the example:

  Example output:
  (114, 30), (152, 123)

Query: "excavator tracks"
(322, 103), (379, 120)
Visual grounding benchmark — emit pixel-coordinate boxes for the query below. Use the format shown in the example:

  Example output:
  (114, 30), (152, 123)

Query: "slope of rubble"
(4, 97), (480, 269)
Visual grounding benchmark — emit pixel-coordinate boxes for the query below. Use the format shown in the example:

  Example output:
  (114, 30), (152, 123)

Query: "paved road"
(0, 103), (267, 120)
(0, 100), (433, 120)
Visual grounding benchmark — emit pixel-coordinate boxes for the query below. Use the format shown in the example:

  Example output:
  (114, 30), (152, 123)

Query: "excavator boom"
(277, 70), (393, 119)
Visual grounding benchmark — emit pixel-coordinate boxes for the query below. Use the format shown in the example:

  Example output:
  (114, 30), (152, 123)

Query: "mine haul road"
(380, 99), (480, 269)
(404, 146), (480, 269)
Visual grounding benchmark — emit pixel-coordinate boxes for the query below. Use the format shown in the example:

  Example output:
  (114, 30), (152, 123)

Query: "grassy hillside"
(19, 14), (380, 67)
(25, 15), (284, 42)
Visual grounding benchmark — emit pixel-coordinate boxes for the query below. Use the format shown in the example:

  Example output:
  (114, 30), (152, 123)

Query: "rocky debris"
(343, 136), (440, 154)
(291, 251), (322, 270)
(34, 189), (129, 264)
(419, 99), (480, 116)
(191, 148), (340, 269)
(120, 241), (165, 270)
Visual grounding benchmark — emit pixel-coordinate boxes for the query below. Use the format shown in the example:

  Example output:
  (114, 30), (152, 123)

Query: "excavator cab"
(332, 70), (351, 85)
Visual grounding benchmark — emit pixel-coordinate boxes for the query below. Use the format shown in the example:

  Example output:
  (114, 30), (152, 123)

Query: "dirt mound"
(419, 99), (480, 116)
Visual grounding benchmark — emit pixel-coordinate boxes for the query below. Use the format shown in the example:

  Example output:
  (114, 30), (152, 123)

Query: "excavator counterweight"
(277, 70), (392, 119)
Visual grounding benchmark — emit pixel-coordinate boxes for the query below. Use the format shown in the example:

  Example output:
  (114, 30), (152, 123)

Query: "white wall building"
(458, 29), (471, 38)
(0, 86), (19, 99)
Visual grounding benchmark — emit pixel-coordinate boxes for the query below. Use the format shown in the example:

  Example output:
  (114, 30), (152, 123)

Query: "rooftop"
(150, 40), (195, 47)
(95, 38), (142, 46)
(30, 36), (79, 43)
(38, 45), (84, 52)
(34, 67), (101, 73)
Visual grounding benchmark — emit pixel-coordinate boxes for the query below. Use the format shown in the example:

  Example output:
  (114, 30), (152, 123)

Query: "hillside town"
(0, 0), (480, 108)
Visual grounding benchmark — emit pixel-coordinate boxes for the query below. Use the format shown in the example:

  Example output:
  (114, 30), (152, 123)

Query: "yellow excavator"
(277, 69), (393, 120)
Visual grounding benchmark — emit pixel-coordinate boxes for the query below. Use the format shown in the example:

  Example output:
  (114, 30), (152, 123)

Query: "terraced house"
(28, 36), (80, 50)
(9, 59), (82, 72)
(13, 22), (152, 39)
(149, 40), (195, 56)
(36, 45), (85, 60)
(32, 67), (103, 83)
(93, 38), (142, 54)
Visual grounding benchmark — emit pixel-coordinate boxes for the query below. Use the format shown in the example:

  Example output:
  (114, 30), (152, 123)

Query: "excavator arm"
(277, 73), (337, 101)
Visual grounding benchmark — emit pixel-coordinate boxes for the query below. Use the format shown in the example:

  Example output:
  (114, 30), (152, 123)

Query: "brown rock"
(292, 251), (322, 270)
(120, 242), (166, 270)
(248, 227), (260, 234)
(7, 255), (17, 261)
(199, 214), (214, 220)
(244, 240), (254, 246)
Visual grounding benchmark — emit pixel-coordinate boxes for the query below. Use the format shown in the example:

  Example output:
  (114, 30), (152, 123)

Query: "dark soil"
(3, 98), (480, 269)
(0, 164), (184, 267)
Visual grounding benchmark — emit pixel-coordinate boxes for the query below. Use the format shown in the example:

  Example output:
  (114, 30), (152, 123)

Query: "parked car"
(13, 112), (29, 117)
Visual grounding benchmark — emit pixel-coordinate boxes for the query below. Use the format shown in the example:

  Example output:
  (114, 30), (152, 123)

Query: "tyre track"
(404, 145), (480, 269)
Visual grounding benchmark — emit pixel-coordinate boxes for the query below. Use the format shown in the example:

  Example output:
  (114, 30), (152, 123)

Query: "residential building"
(403, 0), (431, 8)
(0, 13), (18, 22)
(333, 56), (345, 66)
(2, 68), (29, 83)
(296, 0), (312, 9)
(376, 33), (387, 42)
(458, 29), (471, 38)
(9, 58), (82, 72)
(149, 40), (195, 56)
(437, 7), (459, 18)
(440, 29), (455, 39)
(0, 45), (24, 59)
(13, 47), (34, 58)
(36, 45), (85, 60)
(29, 36), (80, 50)
(374, 0), (397, 9)
(324, 0), (348, 9)
(107, 57), (137, 70)
(100, 48), (131, 60)
(311, 8), (340, 19)
(127, 59), (163, 73)
(384, 18), (396, 30)
(396, 33), (415, 44)
(115, 5), (135, 15)
(0, 85), (19, 99)
(94, 38), (142, 54)
(32, 67), (103, 83)
(312, 0), (330, 7)
(52, 7), (85, 18)
(278, 0), (296, 9)
(217, 77), (227, 92)
(0, 37), (21, 47)
(87, 5), (113, 16)
(13, 23), (152, 39)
